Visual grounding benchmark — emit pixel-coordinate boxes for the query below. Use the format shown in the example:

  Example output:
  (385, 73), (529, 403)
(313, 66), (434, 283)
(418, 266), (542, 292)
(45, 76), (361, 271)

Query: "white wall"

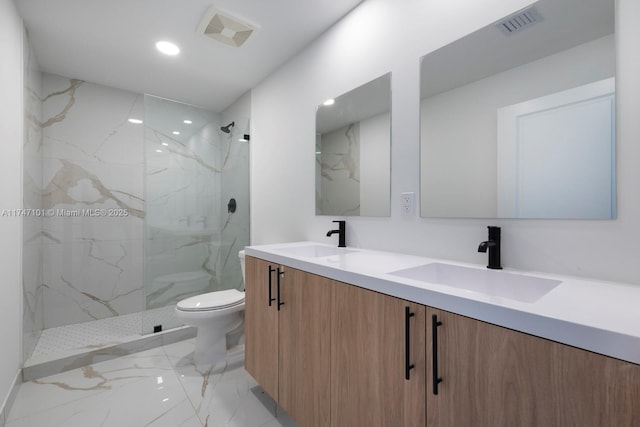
(0, 0), (24, 415)
(251, 0), (640, 285)
(360, 112), (390, 216)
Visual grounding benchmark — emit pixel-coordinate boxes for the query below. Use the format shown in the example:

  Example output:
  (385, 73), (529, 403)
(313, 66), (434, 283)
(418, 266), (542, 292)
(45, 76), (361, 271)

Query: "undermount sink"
(389, 262), (561, 303)
(272, 244), (357, 258)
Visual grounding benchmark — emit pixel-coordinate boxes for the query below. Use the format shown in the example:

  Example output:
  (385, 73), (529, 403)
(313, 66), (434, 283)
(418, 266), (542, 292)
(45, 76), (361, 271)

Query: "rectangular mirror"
(316, 73), (391, 216)
(420, 0), (615, 219)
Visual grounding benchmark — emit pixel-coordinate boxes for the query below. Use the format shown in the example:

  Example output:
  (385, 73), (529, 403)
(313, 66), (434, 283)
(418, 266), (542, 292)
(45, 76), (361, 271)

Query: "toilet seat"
(177, 289), (245, 312)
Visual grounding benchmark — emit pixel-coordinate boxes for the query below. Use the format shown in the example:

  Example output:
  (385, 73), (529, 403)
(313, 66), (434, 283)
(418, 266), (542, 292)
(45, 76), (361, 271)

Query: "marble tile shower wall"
(40, 73), (145, 329)
(23, 31), (44, 360)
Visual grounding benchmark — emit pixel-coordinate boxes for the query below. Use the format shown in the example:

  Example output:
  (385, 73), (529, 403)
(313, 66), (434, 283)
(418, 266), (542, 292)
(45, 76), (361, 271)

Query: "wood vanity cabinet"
(244, 256), (332, 427)
(246, 255), (426, 427)
(426, 307), (640, 427)
(245, 256), (279, 398)
(247, 255), (640, 427)
(331, 281), (426, 427)
(278, 266), (332, 427)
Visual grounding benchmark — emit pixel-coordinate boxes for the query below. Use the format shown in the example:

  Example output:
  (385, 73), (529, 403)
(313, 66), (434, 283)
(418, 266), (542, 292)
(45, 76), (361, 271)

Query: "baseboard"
(0, 370), (21, 427)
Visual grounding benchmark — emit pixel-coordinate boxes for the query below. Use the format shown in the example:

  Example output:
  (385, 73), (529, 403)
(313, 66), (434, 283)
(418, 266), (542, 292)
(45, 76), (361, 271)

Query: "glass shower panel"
(219, 117), (251, 291)
(142, 95), (249, 334)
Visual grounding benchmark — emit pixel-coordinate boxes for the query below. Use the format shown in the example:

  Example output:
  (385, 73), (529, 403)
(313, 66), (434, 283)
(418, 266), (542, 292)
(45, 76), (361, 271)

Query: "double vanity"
(249, 1), (626, 425)
(244, 242), (640, 426)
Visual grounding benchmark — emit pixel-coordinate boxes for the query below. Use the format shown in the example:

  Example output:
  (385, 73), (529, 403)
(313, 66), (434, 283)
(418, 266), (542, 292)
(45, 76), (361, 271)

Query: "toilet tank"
(239, 250), (246, 284)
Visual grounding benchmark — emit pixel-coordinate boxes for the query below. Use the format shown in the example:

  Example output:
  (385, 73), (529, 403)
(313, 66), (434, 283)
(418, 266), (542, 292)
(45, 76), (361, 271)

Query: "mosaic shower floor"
(31, 306), (178, 359)
(23, 306), (197, 382)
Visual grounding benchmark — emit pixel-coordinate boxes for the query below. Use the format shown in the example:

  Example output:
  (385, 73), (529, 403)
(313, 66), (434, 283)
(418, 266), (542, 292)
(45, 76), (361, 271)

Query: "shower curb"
(22, 326), (196, 382)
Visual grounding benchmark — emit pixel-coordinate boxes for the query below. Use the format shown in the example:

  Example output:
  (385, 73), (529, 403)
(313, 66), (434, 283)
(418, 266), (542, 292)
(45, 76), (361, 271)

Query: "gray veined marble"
(39, 79), (83, 128)
(9, 339), (299, 427)
(35, 73), (146, 329)
(42, 159), (144, 218)
(316, 122), (361, 215)
(147, 128), (221, 174)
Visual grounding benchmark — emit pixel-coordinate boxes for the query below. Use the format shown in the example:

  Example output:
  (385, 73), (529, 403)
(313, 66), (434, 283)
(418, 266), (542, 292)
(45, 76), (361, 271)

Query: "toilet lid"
(177, 289), (245, 311)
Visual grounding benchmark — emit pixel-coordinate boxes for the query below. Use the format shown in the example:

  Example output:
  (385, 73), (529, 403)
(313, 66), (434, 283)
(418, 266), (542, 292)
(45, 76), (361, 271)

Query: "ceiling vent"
(196, 7), (259, 48)
(495, 6), (543, 36)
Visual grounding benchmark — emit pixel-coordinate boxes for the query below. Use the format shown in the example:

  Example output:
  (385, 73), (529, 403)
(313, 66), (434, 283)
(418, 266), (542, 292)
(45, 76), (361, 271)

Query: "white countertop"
(245, 241), (640, 365)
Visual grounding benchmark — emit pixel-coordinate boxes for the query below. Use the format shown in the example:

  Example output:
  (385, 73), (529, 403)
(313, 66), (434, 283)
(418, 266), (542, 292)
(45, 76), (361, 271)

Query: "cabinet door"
(278, 267), (332, 427)
(331, 282), (426, 427)
(426, 307), (640, 426)
(244, 256), (279, 399)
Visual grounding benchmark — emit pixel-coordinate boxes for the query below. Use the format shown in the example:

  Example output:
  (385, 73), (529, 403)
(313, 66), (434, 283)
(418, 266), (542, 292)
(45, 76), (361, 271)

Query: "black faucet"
(326, 220), (346, 248)
(478, 226), (502, 270)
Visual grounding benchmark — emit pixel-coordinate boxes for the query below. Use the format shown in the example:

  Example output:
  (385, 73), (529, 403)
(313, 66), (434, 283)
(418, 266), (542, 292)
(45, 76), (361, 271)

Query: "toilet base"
(194, 329), (226, 366)
(192, 314), (243, 366)
(226, 313), (245, 348)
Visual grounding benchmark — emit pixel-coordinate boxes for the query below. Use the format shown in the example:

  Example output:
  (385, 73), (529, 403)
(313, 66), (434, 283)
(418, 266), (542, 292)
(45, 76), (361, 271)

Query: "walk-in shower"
(22, 66), (249, 375)
(143, 95), (249, 334)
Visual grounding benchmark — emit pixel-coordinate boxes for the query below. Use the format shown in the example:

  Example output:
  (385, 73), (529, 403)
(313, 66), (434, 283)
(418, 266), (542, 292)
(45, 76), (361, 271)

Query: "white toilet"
(175, 250), (246, 365)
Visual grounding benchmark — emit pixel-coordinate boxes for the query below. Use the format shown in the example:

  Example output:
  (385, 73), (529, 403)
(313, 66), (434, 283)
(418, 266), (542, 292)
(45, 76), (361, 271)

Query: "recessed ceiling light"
(156, 41), (180, 56)
(156, 149), (163, 153)
(183, 120), (192, 124)
(161, 142), (169, 146)
(128, 118), (143, 124)
(323, 99), (335, 106)
(172, 131), (180, 135)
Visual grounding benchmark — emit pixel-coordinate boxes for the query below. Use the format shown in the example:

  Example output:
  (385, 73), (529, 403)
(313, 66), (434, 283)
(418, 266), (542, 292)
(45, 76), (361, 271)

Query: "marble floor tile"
(7, 338), (299, 427)
(162, 340), (285, 427)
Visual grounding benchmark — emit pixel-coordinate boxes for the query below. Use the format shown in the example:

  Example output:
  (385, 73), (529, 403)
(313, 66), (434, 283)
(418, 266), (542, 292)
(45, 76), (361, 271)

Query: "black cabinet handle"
(276, 267), (285, 311)
(405, 306), (415, 380)
(268, 266), (276, 307)
(432, 314), (443, 395)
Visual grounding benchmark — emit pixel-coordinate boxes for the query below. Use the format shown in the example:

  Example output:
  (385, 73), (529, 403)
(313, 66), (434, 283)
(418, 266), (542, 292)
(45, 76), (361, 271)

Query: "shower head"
(221, 121), (235, 133)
